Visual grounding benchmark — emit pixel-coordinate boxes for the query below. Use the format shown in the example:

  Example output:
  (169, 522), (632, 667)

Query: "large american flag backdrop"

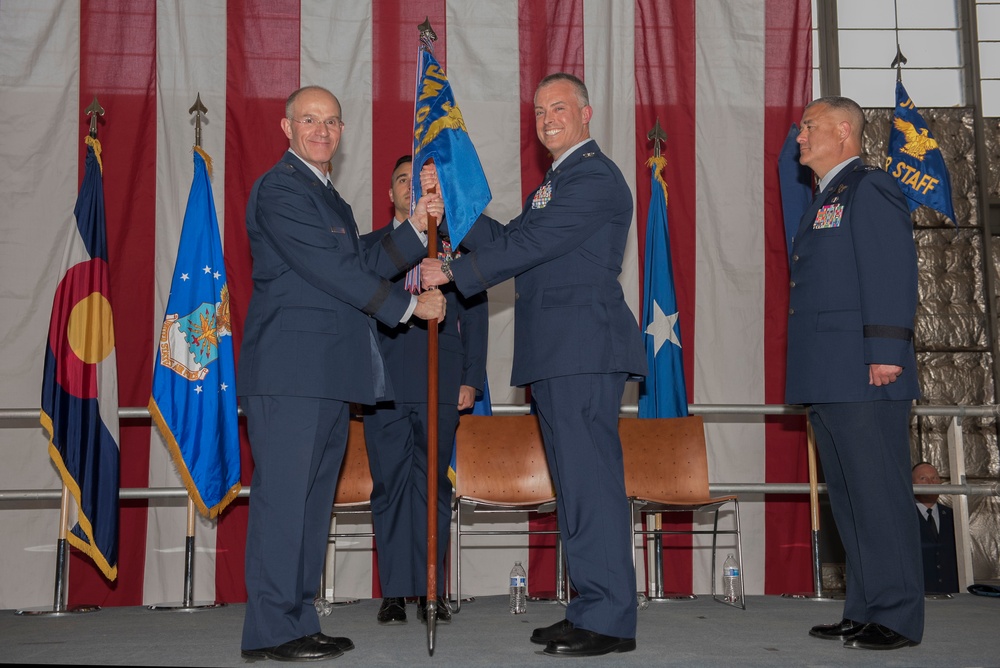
(0, 0), (812, 608)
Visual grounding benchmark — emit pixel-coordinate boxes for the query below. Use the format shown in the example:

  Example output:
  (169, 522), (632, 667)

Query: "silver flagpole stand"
(148, 497), (225, 611)
(16, 486), (101, 616)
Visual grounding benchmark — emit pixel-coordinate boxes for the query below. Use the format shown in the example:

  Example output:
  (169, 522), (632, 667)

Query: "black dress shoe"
(844, 623), (918, 650)
(543, 628), (636, 657)
(808, 618), (865, 641)
(417, 596), (452, 623)
(377, 597), (407, 624)
(308, 632), (355, 653)
(240, 635), (343, 661)
(530, 618), (574, 645)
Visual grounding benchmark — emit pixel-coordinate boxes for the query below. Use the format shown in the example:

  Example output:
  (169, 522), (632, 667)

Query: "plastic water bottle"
(509, 561), (527, 614)
(722, 553), (741, 604)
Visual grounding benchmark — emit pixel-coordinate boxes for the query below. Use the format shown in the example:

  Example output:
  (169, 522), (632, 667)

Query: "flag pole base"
(643, 592), (698, 602)
(426, 599), (437, 656)
(781, 591), (843, 600)
(15, 605), (101, 616)
(147, 601), (226, 612)
(314, 597), (359, 616)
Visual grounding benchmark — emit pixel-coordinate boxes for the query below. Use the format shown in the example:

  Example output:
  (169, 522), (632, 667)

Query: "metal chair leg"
(454, 503), (464, 613)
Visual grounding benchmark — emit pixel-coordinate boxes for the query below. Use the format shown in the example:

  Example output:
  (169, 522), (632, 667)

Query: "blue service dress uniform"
(447, 140), (647, 639)
(786, 157), (924, 642)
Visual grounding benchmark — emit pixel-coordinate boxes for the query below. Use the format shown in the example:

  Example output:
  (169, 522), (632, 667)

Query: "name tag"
(813, 204), (843, 229)
(532, 182), (552, 209)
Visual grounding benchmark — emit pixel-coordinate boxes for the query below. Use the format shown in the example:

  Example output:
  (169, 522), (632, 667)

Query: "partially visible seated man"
(913, 462), (959, 594)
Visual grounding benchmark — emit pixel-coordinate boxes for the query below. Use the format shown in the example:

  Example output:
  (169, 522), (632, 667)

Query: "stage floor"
(3, 593), (999, 666)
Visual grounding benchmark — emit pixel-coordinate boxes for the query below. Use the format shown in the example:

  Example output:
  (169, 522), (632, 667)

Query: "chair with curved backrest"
(317, 417), (374, 612)
(452, 414), (563, 612)
(619, 415), (745, 609)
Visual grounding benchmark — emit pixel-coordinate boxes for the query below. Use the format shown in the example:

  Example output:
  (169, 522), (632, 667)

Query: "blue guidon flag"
(448, 376), (492, 487)
(149, 147), (241, 519)
(40, 136), (120, 581)
(410, 44), (491, 249)
(886, 80), (956, 224)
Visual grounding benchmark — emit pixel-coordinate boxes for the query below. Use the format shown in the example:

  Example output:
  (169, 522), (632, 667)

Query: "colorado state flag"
(638, 156), (688, 419)
(411, 45), (491, 249)
(149, 148), (240, 519)
(887, 80), (956, 224)
(40, 137), (120, 581)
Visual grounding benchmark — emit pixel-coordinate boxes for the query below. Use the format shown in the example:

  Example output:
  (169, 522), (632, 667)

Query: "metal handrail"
(3, 401), (997, 609)
(1, 482), (997, 503)
(4, 402), (998, 420)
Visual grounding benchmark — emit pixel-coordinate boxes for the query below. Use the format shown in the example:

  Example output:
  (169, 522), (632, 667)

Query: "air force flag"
(149, 148), (241, 519)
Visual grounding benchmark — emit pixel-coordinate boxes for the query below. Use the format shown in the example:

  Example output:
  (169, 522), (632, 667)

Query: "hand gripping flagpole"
(17, 99), (107, 617)
(147, 94), (224, 613)
(418, 18), (441, 655)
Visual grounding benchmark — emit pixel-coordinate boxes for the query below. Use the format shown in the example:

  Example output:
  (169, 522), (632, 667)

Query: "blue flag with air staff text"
(149, 148), (241, 519)
(411, 47), (491, 249)
(638, 157), (688, 419)
(886, 80), (955, 224)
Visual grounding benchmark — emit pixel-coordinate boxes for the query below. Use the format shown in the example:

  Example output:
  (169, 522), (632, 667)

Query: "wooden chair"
(452, 414), (564, 612)
(619, 415), (745, 609)
(317, 417), (374, 612)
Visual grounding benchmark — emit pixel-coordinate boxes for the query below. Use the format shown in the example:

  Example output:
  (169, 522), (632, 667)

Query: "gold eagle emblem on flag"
(892, 117), (940, 161)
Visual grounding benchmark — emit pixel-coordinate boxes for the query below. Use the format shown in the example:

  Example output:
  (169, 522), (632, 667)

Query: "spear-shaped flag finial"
(189, 93), (208, 148)
(647, 118), (667, 158)
(85, 97), (105, 139)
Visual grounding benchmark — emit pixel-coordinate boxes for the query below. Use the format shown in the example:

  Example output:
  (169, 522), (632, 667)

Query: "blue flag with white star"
(149, 148), (241, 518)
(638, 156), (688, 418)
(887, 80), (955, 224)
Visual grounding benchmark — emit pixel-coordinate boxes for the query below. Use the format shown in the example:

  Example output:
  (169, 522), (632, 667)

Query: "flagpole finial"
(890, 46), (907, 82)
(85, 96), (105, 139)
(189, 93), (208, 148)
(418, 18), (437, 49)
(647, 118), (667, 158)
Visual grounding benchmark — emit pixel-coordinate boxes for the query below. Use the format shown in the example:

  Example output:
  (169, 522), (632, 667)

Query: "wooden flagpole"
(418, 17), (441, 656)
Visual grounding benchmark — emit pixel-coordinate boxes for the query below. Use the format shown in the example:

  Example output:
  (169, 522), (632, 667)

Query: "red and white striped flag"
(0, 0), (812, 609)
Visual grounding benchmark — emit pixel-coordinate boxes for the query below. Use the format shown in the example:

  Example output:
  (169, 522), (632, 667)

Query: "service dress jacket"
(449, 140), (646, 387)
(238, 152), (427, 405)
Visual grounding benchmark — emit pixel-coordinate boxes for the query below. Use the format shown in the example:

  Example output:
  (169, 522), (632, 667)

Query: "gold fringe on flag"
(85, 135), (103, 174)
(148, 398), (241, 520)
(194, 145), (213, 178)
(646, 155), (668, 207)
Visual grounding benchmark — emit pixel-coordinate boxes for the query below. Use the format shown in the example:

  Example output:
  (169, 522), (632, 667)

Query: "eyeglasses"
(289, 116), (344, 130)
